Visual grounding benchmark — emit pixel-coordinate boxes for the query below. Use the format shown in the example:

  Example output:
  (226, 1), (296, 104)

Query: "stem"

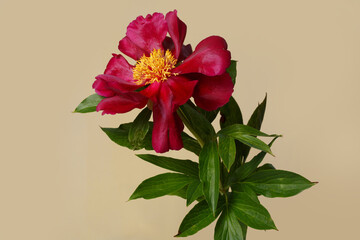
(177, 108), (205, 147)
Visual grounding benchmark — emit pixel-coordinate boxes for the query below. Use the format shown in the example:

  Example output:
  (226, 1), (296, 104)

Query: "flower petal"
(173, 36), (231, 76)
(93, 74), (140, 97)
(96, 93), (147, 115)
(126, 12), (167, 55)
(192, 72), (234, 111)
(167, 76), (197, 107)
(104, 54), (135, 82)
(151, 83), (183, 153)
(118, 36), (146, 60)
(166, 10), (187, 59)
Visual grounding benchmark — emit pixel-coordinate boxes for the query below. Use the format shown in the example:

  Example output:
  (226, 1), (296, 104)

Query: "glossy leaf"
(199, 141), (220, 215)
(178, 103), (216, 146)
(186, 180), (203, 206)
(242, 95), (267, 160)
(256, 163), (276, 172)
(129, 173), (193, 200)
(231, 183), (260, 204)
(176, 199), (225, 237)
(128, 108), (151, 150)
(219, 135), (236, 171)
(229, 192), (277, 230)
(136, 154), (199, 178)
(215, 207), (244, 240)
(248, 94), (267, 130)
(74, 93), (104, 113)
(243, 170), (316, 198)
(226, 60), (237, 85)
(182, 132), (202, 156)
(230, 137), (278, 182)
(220, 97), (243, 128)
(218, 124), (278, 138)
(197, 107), (220, 123)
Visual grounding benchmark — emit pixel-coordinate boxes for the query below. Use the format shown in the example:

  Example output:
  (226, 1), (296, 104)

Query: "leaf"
(169, 185), (188, 199)
(176, 199), (225, 237)
(136, 154), (199, 178)
(186, 180), (203, 206)
(219, 135), (236, 171)
(178, 103), (217, 146)
(102, 122), (199, 153)
(128, 108), (151, 150)
(129, 173), (193, 200)
(229, 192), (277, 230)
(243, 170), (316, 198)
(182, 132), (202, 156)
(74, 93), (104, 113)
(256, 163), (276, 172)
(196, 107), (220, 123)
(199, 140), (220, 215)
(220, 97), (243, 128)
(231, 183), (260, 204)
(218, 124), (278, 138)
(101, 127), (133, 149)
(226, 60), (237, 85)
(214, 207), (244, 240)
(248, 94), (267, 130)
(243, 94), (267, 160)
(230, 137), (279, 182)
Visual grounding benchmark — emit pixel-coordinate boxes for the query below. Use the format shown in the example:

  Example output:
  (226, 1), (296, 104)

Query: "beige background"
(1, 0), (359, 239)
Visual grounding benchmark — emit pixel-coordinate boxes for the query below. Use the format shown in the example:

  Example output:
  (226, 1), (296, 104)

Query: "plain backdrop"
(1, 0), (359, 239)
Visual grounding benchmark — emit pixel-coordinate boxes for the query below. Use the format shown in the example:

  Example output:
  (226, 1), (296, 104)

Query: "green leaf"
(220, 97), (243, 128)
(101, 127), (133, 149)
(226, 60), (237, 85)
(248, 94), (267, 130)
(243, 170), (316, 198)
(176, 199), (225, 237)
(136, 154), (199, 178)
(196, 107), (220, 123)
(219, 135), (236, 171)
(215, 207), (244, 240)
(102, 122), (198, 153)
(182, 132), (202, 156)
(243, 94), (267, 160)
(218, 124), (278, 138)
(74, 94), (104, 113)
(231, 137), (279, 182)
(229, 192), (277, 230)
(199, 140), (220, 215)
(256, 163), (276, 172)
(128, 108), (151, 150)
(169, 185), (188, 199)
(129, 173), (193, 200)
(186, 180), (203, 206)
(178, 103), (217, 146)
(231, 183), (260, 204)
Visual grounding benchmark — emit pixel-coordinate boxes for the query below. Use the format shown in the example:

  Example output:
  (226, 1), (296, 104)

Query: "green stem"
(177, 108), (205, 147)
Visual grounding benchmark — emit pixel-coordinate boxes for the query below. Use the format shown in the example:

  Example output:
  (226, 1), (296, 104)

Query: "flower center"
(133, 49), (178, 85)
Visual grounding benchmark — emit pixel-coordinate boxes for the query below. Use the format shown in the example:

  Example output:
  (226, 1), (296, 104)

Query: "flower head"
(93, 10), (234, 153)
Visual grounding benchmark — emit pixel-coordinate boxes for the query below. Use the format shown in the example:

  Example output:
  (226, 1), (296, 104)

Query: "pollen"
(133, 49), (178, 85)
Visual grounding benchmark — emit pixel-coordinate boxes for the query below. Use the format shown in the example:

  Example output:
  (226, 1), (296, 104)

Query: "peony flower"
(93, 10), (234, 153)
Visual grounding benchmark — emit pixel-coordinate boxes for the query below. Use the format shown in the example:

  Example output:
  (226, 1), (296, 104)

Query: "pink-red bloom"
(93, 10), (234, 153)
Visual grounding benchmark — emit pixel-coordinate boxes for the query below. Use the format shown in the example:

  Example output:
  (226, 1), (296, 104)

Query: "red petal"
(167, 76), (197, 107)
(192, 73), (234, 111)
(126, 13), (167, 55)
(96, 93), (147, 115)
(139, 82), (161, 103)
(118, 36), (146, 60)
(173, 36), (231, 76)
(104, 54), (134, 82)
(93, 74), (140, 97)
(166, 10), (187, 59)
(151, 83), (184, 153)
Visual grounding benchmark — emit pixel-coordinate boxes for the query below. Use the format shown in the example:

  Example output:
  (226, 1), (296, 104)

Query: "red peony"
(93, 10), (233, 153)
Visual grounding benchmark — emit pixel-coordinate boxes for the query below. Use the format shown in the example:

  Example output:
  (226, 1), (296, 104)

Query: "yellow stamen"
(133, 49), (178, 85)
